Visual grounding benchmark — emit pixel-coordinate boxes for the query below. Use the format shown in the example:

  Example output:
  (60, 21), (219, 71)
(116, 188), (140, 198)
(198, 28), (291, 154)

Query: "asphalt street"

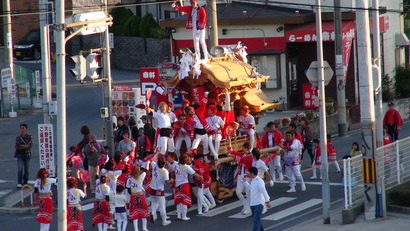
(0, 59), (408, 231)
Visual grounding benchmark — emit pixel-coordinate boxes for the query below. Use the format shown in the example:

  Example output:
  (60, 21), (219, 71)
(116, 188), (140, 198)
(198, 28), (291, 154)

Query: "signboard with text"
(38, 124), (56, 177)
(302, 84), (319, 109)
(139, 68), (160, 95)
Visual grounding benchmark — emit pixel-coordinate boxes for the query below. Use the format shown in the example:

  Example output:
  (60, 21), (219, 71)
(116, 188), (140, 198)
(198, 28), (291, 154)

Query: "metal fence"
(375, 136), (410, 190)
(343, 137), (410, 209)
(343, 154), (364, 209)
(1, 65), (36, 116)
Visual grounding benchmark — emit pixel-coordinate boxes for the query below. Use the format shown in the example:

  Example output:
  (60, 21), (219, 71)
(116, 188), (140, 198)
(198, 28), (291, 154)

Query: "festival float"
(163, 44), (281, 201)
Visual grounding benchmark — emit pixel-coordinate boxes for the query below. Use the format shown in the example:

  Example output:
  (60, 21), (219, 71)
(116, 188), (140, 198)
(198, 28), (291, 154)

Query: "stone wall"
(69, 35), (169, 70)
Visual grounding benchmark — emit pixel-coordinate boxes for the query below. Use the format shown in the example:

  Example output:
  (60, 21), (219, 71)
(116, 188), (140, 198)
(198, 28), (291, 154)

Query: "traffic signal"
(70, 55), (86, 82)
(86, 53), (102, 80)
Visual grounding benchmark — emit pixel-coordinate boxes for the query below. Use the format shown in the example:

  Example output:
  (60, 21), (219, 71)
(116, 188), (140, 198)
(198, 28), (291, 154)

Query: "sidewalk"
(284, 209), (410, 231)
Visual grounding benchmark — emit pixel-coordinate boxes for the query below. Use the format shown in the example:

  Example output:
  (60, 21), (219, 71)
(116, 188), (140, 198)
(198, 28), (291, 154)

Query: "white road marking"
(200, 201), (243, 217)
(229, 197), (297, 219)
(262, 198), (322, 221)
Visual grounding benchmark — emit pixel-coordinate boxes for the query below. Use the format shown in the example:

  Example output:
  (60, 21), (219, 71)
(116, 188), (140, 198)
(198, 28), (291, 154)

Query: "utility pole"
(372, 0), (383, 148)
(334, 0), (347, 137)
(316, 0), (331, 224)
(103, 0), (114, 157)
(55, 0), (67, 229)
(39, 0), (52, 124)
(3, 0), (17, 117)
(207, 0), (218, 47)
(356, 0), (377, 220)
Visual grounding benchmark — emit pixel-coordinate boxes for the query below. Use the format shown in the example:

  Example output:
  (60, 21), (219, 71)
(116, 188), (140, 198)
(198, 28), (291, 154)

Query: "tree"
(109, 7), (134, 36)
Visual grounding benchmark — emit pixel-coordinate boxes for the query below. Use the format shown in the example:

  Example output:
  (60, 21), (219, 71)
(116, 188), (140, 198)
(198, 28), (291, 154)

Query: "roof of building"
(160, 1), (314, 27)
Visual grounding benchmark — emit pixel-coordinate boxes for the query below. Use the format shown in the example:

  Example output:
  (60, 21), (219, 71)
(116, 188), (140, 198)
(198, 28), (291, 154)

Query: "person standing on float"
(172, 0), (208, 64)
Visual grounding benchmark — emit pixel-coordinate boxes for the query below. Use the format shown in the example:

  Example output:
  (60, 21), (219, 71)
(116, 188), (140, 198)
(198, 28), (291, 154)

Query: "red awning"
(286, 21), (355, 43)
(174, 37), (285, 56)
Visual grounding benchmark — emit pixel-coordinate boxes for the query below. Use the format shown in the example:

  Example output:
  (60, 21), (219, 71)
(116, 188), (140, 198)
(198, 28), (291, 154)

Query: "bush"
(394, 66), (410, 98)
(109, 7), (134, 36)
(120, 15), (142, 37)
(382, 74), (394, 102)
(389, 181), (410, 207)
(139, 13), (160, 38)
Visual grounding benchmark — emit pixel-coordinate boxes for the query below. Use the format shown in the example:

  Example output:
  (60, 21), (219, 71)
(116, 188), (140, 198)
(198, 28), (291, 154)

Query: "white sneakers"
(286, 187), (296, 193)
(16, 184), (22, 188)
(301, 184), (306, 191)
(310, 176), (317, 179)
(162, 220), (171, 226)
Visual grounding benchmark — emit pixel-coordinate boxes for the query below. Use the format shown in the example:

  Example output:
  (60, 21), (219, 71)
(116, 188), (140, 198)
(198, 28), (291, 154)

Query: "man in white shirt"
(206, 105), (225, 160)
(244, 167), (271, 231)
(238, 105), (256, 151)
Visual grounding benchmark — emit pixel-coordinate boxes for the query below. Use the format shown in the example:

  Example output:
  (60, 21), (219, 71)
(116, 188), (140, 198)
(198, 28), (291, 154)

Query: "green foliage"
(394, 66), (410, 98)
(389, 181), (410, 207)
(151, 27), (169, 39)
(109, 7), (134, 36)
(382, 74), (394, 102)
(139, 13), (160, 38)
(120, 16), (142, 37)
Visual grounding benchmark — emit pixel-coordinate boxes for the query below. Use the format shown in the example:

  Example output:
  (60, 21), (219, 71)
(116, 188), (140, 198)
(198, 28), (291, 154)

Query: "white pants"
(239, 128), (255, 151)
(330, 160), (341, 172)
(175, 135), (192, 157)
(268, 155), (283, 181)
(192, 186), (208, 214)
(208, 133), (222, 159)
(203, 187), (216, 207)
(151, 195), (167, 222)
(236, 176), (251, 213)
(192, 133), (209, 154)
(311, 163), (323, 179)
(285, 165), (305, 189)
(40, 223), (50, 231)
(157, 135), (175, 154)
(193, 28), (208, 62)
(176, 203), (189, 219)
(133, 218), (147, 231)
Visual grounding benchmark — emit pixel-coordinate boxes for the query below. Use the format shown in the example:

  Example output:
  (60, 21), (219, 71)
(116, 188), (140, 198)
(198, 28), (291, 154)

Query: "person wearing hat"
(146, 102), (175, 155)
(155, 77), (174, 106)
(383, 102), (403, 142)
(238, 105), (256, 151)
(172, 0), (208, 64)
(173, 113), (193, 157)
(174, 99), (191, 118)
(206, 104), (225, 160)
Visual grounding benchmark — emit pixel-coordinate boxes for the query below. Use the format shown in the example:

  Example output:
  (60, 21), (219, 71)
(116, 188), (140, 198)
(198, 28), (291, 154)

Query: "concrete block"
(342, 203), (364, 224)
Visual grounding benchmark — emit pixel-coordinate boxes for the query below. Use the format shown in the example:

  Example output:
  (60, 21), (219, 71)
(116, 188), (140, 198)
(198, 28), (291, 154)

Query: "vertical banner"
(38, 124), (56, 177)
(35, 70), (41, 94)
(302, 84), (319, 109)
(8, 78), (16, 103)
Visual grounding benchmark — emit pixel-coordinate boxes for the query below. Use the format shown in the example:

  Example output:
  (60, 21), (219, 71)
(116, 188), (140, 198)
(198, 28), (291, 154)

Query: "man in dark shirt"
(15, 124), (33, 188)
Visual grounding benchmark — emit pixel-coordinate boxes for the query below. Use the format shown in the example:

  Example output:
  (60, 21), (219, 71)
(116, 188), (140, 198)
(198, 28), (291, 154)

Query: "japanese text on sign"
(302, 84), (319, 109)
(38, 124), (56, 177)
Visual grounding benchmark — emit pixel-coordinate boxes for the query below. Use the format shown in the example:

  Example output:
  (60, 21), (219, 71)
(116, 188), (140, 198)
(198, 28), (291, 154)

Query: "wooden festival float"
(166, 46), (281, 201)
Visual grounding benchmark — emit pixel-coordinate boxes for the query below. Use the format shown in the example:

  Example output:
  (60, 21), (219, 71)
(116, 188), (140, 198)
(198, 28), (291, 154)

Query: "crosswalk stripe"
(200, 201), (243, 217)
(0, 190), (12, 197)
(262, 198), (322, 221)
(229, 197), (296, 219)
(272, 181), (343, 186)
(82, 203), (94, 211)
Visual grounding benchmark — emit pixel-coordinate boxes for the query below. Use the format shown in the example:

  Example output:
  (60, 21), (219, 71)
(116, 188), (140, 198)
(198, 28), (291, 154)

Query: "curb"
(0, 206), (37, 214)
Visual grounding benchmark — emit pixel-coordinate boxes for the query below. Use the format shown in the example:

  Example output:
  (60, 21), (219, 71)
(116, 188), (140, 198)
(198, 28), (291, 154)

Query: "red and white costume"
(67, 188), (86, 231)
(206, 114), (225, 160)
(173, 164), (196, 219)
(34, 178), (57, 225)
(282, 138), (306, 192)
(173, 2), (208, 63)
(126, 172), (150, 220)
(92, 179), (112, 227)
(148, 161), (171, 225)
(230, 148), (253, 214)
(311, 145), (322, 179)
(101, 168), (122, 194)
(173, 119), (193, 157)
(327, 141), (341, 172)
(238, 114), (256, 151)
(190, 98), (212, 155)
(260, 129), (284, 181)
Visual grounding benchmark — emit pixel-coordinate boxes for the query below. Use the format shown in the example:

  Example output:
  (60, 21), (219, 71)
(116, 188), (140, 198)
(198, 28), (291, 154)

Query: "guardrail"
(344, 136), (410, 210)
(343, 154), (364, 209)
(20, 185), (34, 207)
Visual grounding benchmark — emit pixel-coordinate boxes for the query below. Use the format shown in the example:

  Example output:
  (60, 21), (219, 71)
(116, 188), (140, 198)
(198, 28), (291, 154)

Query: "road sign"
(306, 61), (334, 86)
